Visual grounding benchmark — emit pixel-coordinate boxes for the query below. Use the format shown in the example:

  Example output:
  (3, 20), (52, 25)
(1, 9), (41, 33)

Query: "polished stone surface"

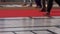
(0, 16), (60, 34)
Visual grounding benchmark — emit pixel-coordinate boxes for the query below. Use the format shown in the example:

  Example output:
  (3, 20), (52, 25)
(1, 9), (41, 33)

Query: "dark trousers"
(47, 0), (60, 13)
(55, 0), (60, 6)
(41, 0), (46, 9)
(35, 0), (46, 8)
(35, 0), (42, 7)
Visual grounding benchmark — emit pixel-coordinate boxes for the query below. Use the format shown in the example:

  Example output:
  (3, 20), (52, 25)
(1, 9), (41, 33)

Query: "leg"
(41, 0), (46, 9)
(35, 0), (42, 8)
(46, 0), (53, 17)
(23, 0), (27, 6)
(47, 0), (53, 14)
(41, 0), (46, 12)
(29, 0), (32, 7)
(55, 0), (60, 6)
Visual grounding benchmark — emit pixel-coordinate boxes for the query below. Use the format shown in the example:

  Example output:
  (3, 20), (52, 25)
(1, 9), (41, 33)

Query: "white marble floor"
(0, 16), (60, 34)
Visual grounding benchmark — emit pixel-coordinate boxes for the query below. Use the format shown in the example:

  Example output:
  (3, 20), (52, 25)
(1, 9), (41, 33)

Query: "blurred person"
(35, 0), (42, 8)
(46, 0), (60, 17)
(41, 0), (46, 12)
(23, 0), (33, 7)
(35, 0), (46, 12)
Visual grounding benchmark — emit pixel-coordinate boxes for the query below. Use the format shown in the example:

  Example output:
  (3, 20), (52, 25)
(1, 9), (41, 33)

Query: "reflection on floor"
(0, 16), (60, 34)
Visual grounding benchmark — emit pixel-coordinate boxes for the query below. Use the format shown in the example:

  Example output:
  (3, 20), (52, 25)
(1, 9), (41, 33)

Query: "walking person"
(35, 0), (42, 8)
(23, 0), (33, 7)
(41, 0), (46, 12)
(35, 0), (46, 12)
(46, 0), (60, 17)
